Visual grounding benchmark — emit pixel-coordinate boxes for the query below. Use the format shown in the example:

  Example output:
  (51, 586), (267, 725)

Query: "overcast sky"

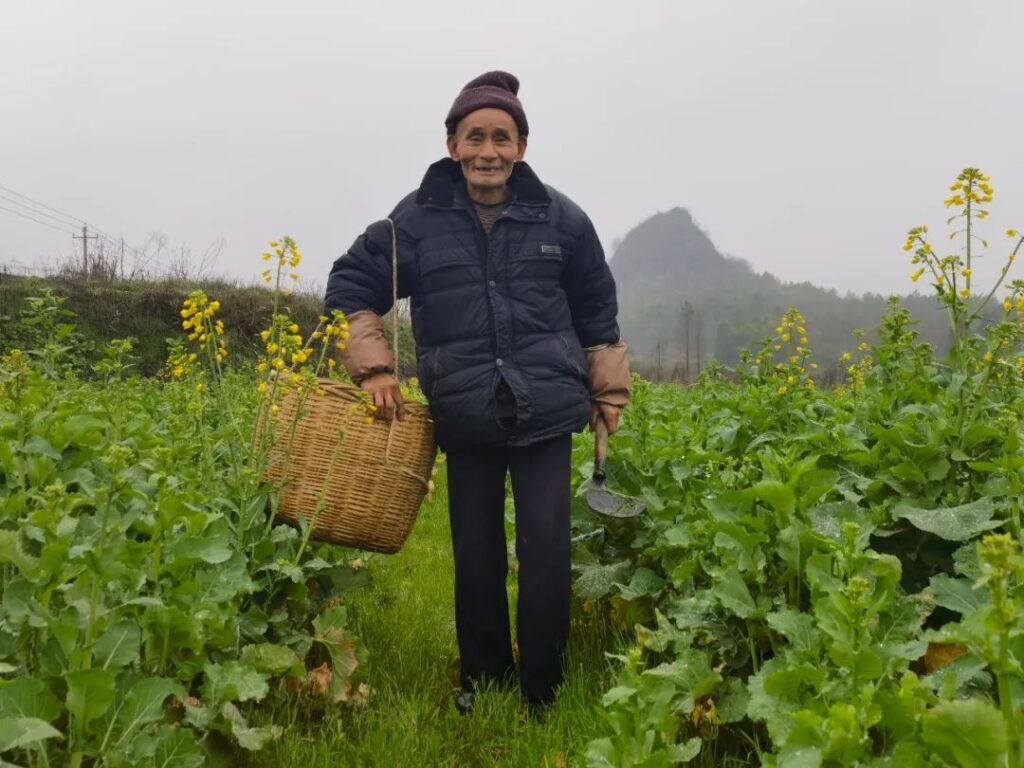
(2, 0), (1022, 298)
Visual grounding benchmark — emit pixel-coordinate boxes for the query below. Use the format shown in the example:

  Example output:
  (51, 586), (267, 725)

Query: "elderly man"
(324, 71), (630, 712)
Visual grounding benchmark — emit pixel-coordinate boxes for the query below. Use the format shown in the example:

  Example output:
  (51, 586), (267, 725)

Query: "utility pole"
(120, 237), (125, 280)
(696, 310), (702, 376)
(72, 225), (98, 276)
(681, 301), (693, 383)
(655, 337), (663, 381)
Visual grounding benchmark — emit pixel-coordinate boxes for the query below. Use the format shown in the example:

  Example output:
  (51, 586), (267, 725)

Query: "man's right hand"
(359, 372), (406, 421)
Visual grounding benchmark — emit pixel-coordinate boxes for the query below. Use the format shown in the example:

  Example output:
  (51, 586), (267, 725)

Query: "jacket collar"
(415, 158), (550, 208)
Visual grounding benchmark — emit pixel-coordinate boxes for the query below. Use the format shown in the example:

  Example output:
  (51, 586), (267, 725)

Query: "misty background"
(2, 0), (1022, 360)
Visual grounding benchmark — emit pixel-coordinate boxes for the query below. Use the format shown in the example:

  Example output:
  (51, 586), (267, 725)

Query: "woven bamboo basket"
(257, 377), (436, 553)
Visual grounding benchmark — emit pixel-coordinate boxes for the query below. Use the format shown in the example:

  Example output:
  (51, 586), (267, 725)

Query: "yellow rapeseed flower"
(1004, 299), (1013, 314)
(959, 288), (970, 298)
(289, 323), (299, 333)
(1008, 229), (1019, 238)
(781, 334), (791, 342)
(983, 351), (993, 363)
(778, 385), (788, 394)
(910, 268), (925, 282)
(962, 268), (972, 278)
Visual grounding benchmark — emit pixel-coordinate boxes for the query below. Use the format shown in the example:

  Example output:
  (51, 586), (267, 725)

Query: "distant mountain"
(608, 208), (958, 378)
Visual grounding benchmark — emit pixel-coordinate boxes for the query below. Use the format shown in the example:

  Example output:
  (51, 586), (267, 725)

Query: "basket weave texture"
(258, 378), (436, 553)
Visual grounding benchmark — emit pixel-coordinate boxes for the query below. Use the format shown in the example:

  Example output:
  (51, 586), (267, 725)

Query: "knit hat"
(444, 71), (529, 137)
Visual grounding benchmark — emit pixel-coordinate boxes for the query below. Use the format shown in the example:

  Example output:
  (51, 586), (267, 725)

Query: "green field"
(3, 173), (1024, 766)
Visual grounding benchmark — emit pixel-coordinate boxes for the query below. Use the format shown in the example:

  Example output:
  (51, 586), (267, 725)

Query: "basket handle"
(386, 217), (400, 372)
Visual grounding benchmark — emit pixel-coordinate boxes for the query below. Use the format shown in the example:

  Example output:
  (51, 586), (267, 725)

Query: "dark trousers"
(446, 434), (572, 704)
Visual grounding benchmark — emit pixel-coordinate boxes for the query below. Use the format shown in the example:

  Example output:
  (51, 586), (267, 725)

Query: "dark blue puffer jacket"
(324, 158), (620, 449)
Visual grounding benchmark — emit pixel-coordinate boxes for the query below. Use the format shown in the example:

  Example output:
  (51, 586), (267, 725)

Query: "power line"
(0, 192), (82, 229)
(0, 204), (79, 236)
(0, 182), (88, 228)
(0, 179), (158, 273)
(0, 180), (131, 254)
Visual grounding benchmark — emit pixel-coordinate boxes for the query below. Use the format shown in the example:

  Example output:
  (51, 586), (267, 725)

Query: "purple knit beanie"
(444, 71), (529, 137)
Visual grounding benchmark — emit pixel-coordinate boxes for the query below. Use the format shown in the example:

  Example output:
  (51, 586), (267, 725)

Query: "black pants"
(446, 434), (572, 704)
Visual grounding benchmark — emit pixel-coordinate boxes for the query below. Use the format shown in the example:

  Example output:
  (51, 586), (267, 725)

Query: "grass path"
(244, 473), (621, 767)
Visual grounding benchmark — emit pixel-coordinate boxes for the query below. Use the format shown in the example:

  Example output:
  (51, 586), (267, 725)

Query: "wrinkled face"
(447, 108), (527, 198)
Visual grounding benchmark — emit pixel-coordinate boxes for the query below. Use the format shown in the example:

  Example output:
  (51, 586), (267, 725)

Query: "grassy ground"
(242, 472), (622, 768)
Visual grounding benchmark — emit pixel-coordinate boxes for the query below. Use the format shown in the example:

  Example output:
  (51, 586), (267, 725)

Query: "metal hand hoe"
(586, 417), (646, 519)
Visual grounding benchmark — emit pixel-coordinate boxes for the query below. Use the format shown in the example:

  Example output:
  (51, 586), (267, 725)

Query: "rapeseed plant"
(904, 168), (1024, 372)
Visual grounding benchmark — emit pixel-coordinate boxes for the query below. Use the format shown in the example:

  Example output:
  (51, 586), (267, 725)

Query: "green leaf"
(716, 677), (750, 724)
(928, 574), (987, 615)
(220, 702), (281, 751)
(22, 434), (61, 460)
(240, 643), (301, 676)
(922, 699), (1006, 768)
(711, 569), (758, 618)
(150, 725), (205, 768)
(65, 668), (116, 727)
(703, 490), (754, 522)
(203, 661), (269, 707)
(601, 686), (636, 707)
(778, 746), (823, 768)
(0, 678), (62, 721)
(312, 606), (362, 703)
(895, 497), (1001, 541)
(574, 561), (631, 601)
(666, 736), (702, 762)
(172, 534), (232, 564)
(752, 480), (795, 517)
(109, 677), (182, 750)
(93, 620), (141, 671)
(0, 530), (39, 576)
(807, 501), (864, 543)
(767, 609), (819, 653)
(59, 415), (107, 448)
(616, 567), (665, 601)
(0, 717), (63, 751)
(584, 737), (615, 768)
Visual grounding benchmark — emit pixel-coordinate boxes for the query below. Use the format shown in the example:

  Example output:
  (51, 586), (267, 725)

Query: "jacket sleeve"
(562, 213), (631, 407)
(324, 220), (401, 382)
(562, 214), (620, 348)
(324, 219), (398, 317)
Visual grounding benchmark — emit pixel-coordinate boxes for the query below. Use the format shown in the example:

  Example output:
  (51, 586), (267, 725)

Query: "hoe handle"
(593, 417), (609, 483)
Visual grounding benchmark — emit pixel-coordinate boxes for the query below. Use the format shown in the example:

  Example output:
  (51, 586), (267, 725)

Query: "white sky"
(1, 0), (1022, 297)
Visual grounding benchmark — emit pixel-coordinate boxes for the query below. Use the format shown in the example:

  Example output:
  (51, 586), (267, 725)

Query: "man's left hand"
(590, 403), (621, 434)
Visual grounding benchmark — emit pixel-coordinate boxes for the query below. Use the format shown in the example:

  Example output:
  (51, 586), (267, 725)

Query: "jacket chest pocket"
(508, 241), (563, 283)
(417, 247), (482, 293)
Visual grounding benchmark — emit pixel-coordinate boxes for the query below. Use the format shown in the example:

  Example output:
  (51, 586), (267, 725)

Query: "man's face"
(447, 108), (527, 196)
